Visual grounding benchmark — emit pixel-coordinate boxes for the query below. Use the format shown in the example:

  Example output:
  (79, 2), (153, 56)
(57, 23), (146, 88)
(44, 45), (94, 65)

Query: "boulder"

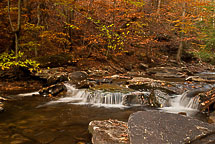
(68, 71), (88, 81)
(89, 119), (129, 144)
(150, 90), (170, 107)
(128, 111), (215, 144)
(39, 83), (67, 96)
(122, 92), (150, 106)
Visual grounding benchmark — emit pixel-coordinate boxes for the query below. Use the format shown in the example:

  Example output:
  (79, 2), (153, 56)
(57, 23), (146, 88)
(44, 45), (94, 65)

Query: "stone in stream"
(39, 83), (67, 96)
(128, 111), (215, 144)
(88, 119), (129, 144)
(68, 71), (88, 81)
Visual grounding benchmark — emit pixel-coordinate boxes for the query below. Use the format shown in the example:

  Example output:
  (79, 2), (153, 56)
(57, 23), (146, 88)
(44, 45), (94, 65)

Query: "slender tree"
(8, 0), (21, 58)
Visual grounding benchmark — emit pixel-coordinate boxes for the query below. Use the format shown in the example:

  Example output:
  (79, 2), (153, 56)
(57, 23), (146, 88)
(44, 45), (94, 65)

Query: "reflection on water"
(0, 95), (147, 144)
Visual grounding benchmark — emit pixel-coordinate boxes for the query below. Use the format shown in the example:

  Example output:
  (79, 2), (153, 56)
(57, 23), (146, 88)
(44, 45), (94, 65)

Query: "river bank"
(1, 59), (215, 143)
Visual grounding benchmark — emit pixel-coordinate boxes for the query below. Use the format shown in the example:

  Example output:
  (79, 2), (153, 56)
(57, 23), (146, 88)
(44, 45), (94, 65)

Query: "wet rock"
(122, 92), (149, 106)
(68, 71), (88, 81)
(128, 111), (215, 144)
(186, 87), (211, 98)
(75, 80), (95, 89)
(151, 90), (170, 107)
(39, 83), (67, 96)
(89, 119), (129, 144)
(46, 72), (68, 86)
(122, 90), (170, 107)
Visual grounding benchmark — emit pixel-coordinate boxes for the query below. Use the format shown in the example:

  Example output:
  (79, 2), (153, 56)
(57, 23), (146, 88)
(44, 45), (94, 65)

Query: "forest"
(1, 0), (215, 144)
(0, 0), (215, 71)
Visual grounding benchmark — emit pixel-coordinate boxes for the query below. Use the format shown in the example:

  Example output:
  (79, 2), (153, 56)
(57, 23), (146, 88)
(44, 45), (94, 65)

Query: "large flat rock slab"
(128, 111), (215, 144)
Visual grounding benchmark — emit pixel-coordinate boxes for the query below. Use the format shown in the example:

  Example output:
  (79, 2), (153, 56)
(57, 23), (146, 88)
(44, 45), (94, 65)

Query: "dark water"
(0, 94), (148, 144)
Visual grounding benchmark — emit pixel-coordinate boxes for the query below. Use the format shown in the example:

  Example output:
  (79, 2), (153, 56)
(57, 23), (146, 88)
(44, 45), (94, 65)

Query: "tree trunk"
(176, 2), (186, 64)
(8, 0), (22, 59)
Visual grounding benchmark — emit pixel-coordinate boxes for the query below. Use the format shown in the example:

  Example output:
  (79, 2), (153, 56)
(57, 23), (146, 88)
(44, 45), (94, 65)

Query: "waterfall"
(179, 91), (200, 109)
(160, 90), (200, 116)
(38, 83), (129, 108)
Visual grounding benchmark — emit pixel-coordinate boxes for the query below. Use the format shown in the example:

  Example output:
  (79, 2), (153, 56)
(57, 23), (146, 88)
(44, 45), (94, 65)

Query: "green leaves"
(0, 51), (40, 72)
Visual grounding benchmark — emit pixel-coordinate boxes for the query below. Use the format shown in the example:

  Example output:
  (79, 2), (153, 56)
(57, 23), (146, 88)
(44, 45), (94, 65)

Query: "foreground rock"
(89, 119), (129, 144)
(128, 111), (215, 144)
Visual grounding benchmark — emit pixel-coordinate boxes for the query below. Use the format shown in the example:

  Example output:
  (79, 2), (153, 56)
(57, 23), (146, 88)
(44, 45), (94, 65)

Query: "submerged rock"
(89, 119), (129, 144)
(128, 111), (215, 144)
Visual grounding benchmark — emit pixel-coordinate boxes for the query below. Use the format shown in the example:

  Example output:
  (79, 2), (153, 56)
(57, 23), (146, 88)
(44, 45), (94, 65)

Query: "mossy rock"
(34, 53), (77, 68)
(90, 84), (134, 93)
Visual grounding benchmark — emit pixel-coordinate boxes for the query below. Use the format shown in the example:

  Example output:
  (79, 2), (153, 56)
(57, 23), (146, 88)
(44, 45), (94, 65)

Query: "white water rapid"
(37, 83), (140, 108)
(160, 91), (200, 116)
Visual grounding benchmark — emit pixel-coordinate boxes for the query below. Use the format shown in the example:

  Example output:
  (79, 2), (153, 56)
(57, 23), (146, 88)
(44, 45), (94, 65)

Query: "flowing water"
(160, 93), (200, 116)
(0, 85), (151, 144)
(0, 81), (209, 143)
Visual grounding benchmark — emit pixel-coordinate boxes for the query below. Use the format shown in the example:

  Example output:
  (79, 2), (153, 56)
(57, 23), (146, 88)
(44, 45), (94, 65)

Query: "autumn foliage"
(0, 0), (215, 67)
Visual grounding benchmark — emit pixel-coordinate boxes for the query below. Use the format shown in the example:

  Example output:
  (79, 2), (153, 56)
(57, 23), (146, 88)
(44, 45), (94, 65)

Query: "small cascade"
(38, 83), (129, 108)
(179, 91), (200, 109)
(160, 91), (200, 116)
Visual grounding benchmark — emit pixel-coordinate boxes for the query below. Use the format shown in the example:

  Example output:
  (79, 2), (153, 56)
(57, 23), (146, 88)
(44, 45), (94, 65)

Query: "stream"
(0, 89), (152, 144)
(0, 77), (211, 143)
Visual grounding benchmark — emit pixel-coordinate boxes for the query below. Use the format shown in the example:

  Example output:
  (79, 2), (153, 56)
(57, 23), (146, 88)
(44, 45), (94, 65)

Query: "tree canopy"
(1, 0), (215, 69)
